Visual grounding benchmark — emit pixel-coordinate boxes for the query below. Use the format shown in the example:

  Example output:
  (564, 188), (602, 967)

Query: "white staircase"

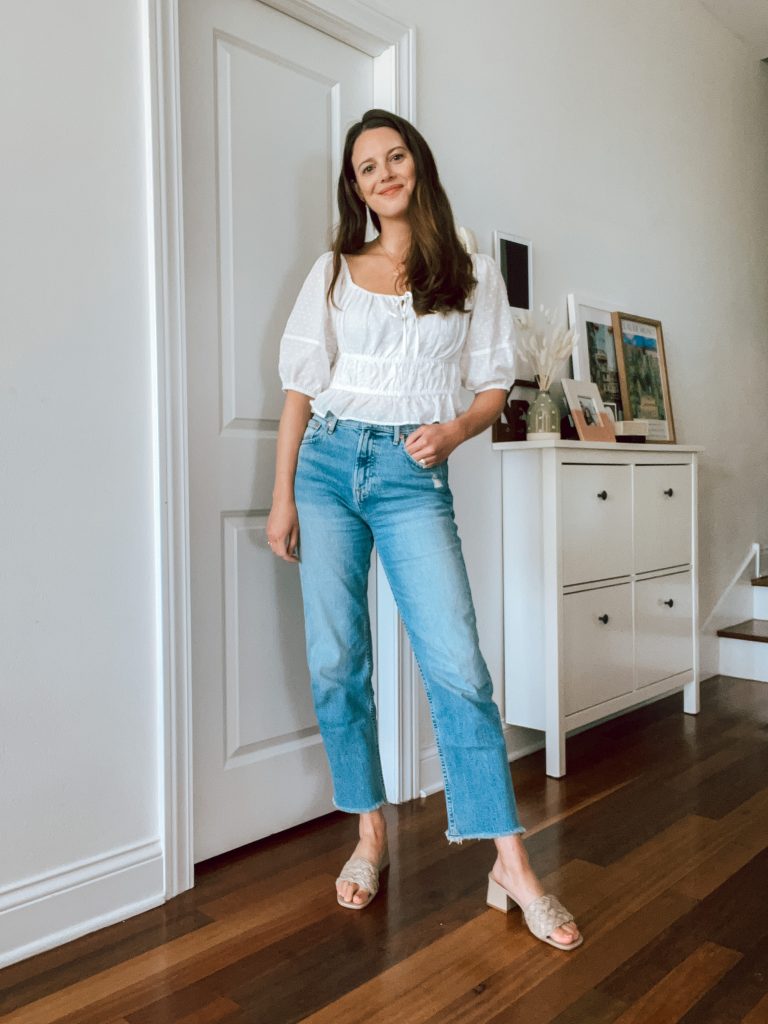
(717, 576), (768, 682)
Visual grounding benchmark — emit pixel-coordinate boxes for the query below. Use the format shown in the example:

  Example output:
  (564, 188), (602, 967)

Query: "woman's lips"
(379, 185), (403, 196)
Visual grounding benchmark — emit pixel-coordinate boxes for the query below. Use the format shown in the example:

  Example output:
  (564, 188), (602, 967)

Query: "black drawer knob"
(663, 488), (674, 497)
(664, 599), (674, 607)
(597, 490), (608, 501)
(598, 614), (609, 624)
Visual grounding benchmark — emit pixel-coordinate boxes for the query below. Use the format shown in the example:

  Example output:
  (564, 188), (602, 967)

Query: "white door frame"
(145, 0), (416, 898)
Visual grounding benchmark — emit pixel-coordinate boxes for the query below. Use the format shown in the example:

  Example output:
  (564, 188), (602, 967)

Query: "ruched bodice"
(278, 251), (516, 425)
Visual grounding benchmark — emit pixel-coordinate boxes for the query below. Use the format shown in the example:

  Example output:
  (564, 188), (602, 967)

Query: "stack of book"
(614, 420), (650, 443)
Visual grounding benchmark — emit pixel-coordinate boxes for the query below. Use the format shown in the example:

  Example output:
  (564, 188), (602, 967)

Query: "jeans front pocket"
(300, 414), (324, 444)
(401, 441), (449, 480)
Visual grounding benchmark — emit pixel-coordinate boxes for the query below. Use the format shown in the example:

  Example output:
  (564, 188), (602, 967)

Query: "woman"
(267, 110), (582, 951)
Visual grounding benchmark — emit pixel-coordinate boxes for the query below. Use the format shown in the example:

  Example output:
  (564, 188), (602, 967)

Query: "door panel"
(223, 514), (317, 756)
(180, 0), (373, 862)
(217, 33), (344, 427)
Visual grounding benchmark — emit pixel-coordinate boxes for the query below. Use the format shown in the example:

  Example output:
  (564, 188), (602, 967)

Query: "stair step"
(751, 576), (768, 587)
(717, 619), (768, 643)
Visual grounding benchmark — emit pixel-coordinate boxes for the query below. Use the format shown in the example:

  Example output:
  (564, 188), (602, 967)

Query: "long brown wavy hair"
(327, 109), (476, 316)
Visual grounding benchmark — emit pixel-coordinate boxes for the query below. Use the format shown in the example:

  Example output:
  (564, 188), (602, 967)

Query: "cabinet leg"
(545, 729), (566, 777)
(683, 677), (700, 714)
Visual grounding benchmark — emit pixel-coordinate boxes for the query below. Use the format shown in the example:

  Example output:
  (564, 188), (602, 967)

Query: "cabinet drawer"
(634, 465), (692, 572)
(561, 465), (632, 585)
(562, 582), (634, 715)
(635, 571), (693, 688)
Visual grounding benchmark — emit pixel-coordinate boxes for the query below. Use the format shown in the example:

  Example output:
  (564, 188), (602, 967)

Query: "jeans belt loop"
(393, 424), (401, 445)
(326, 412), (338, 433)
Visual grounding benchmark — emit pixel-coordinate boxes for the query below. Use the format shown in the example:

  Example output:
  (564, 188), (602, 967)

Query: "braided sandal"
(487, 873), (583, 950)
(336, 848), (390, 910)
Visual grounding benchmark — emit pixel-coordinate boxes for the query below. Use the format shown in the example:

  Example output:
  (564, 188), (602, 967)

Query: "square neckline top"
(339, 253), (412, 299)
(278, 250), (516, 425)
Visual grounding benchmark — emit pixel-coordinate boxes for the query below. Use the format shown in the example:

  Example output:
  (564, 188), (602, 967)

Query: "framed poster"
(612, 312), (675, 443)
(493, 231), (532, 311)
(567, 293), (625, 420)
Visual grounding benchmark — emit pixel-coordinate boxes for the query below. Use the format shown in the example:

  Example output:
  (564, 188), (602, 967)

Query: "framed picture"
(611, 312), (675, 443)
(567, 293), (625, 420)
(561, 379), (616, 442)
(493, 231), (532, 311)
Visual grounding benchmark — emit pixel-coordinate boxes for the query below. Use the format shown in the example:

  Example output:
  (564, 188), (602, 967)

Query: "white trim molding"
(145, 0), (194, 900)
(146, 0), (415, 900)
(0, 840), (164, 969)
(259, 1), (415, 118)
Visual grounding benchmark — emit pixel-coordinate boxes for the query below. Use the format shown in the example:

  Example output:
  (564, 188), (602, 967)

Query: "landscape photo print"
(567, 294), (625, 419)
(612, 312), (675, 443)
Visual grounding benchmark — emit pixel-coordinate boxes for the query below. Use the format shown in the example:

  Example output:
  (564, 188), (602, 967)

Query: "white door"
(179, 0), (373, 862)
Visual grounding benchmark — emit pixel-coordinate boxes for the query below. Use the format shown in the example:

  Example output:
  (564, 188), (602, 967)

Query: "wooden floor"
(2, 674), (767, 1024)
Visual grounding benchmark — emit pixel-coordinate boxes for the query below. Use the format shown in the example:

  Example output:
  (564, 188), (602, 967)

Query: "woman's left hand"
(404, 421), (465, 467)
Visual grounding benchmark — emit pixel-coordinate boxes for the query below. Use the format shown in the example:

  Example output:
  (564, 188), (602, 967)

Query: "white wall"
(1, 0), (767, 967)
(0, 1), (163, 965)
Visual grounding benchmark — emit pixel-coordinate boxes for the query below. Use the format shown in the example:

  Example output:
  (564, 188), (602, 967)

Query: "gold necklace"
(376, 238), (408, 290)
(376, 237), (407, 271)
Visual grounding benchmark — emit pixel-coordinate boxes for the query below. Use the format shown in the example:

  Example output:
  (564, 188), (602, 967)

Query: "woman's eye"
(361, 165), (373, 174)
(392, 152), (404, 161)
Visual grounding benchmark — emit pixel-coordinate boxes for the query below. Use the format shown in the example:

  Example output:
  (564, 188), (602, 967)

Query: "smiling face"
(350, 126), (416, 222)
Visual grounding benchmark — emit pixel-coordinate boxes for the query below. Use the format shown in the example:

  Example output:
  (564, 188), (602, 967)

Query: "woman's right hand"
(268, 389), (313, 563)
(267, 499), (300, 563)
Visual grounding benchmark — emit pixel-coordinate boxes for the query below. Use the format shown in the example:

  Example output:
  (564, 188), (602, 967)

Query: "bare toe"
(551, 922), (580, 943)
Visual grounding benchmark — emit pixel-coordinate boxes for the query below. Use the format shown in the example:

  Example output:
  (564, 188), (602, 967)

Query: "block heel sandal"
(486, 873), (583, 951)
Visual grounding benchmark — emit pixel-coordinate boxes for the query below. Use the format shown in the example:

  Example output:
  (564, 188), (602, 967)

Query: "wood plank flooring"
(1, 674), (767, 1023)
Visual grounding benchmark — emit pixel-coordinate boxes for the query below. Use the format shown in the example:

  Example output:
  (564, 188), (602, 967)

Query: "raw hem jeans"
(293, 412), (526, 843)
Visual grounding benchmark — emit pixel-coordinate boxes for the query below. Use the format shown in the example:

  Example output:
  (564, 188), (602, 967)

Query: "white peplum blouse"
(277, 250), (516, 425)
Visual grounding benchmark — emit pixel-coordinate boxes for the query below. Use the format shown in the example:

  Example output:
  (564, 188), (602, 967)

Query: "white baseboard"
(0, 838), (165, 968)
(719, 637), (768, 684)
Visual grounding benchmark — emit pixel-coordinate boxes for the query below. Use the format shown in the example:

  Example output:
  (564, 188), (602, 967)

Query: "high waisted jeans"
(293, 411), (525, 843)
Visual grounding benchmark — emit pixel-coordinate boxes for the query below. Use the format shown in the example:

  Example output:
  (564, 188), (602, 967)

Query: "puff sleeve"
(459, 254), (517, 393)
(278, 252), (337, 398)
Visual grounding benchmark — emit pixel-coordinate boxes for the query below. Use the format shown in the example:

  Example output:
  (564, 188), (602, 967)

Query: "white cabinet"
(495, 440), (702, 777)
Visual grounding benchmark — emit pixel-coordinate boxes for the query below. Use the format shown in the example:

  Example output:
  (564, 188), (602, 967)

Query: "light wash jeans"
(293, 411), (525, 843)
